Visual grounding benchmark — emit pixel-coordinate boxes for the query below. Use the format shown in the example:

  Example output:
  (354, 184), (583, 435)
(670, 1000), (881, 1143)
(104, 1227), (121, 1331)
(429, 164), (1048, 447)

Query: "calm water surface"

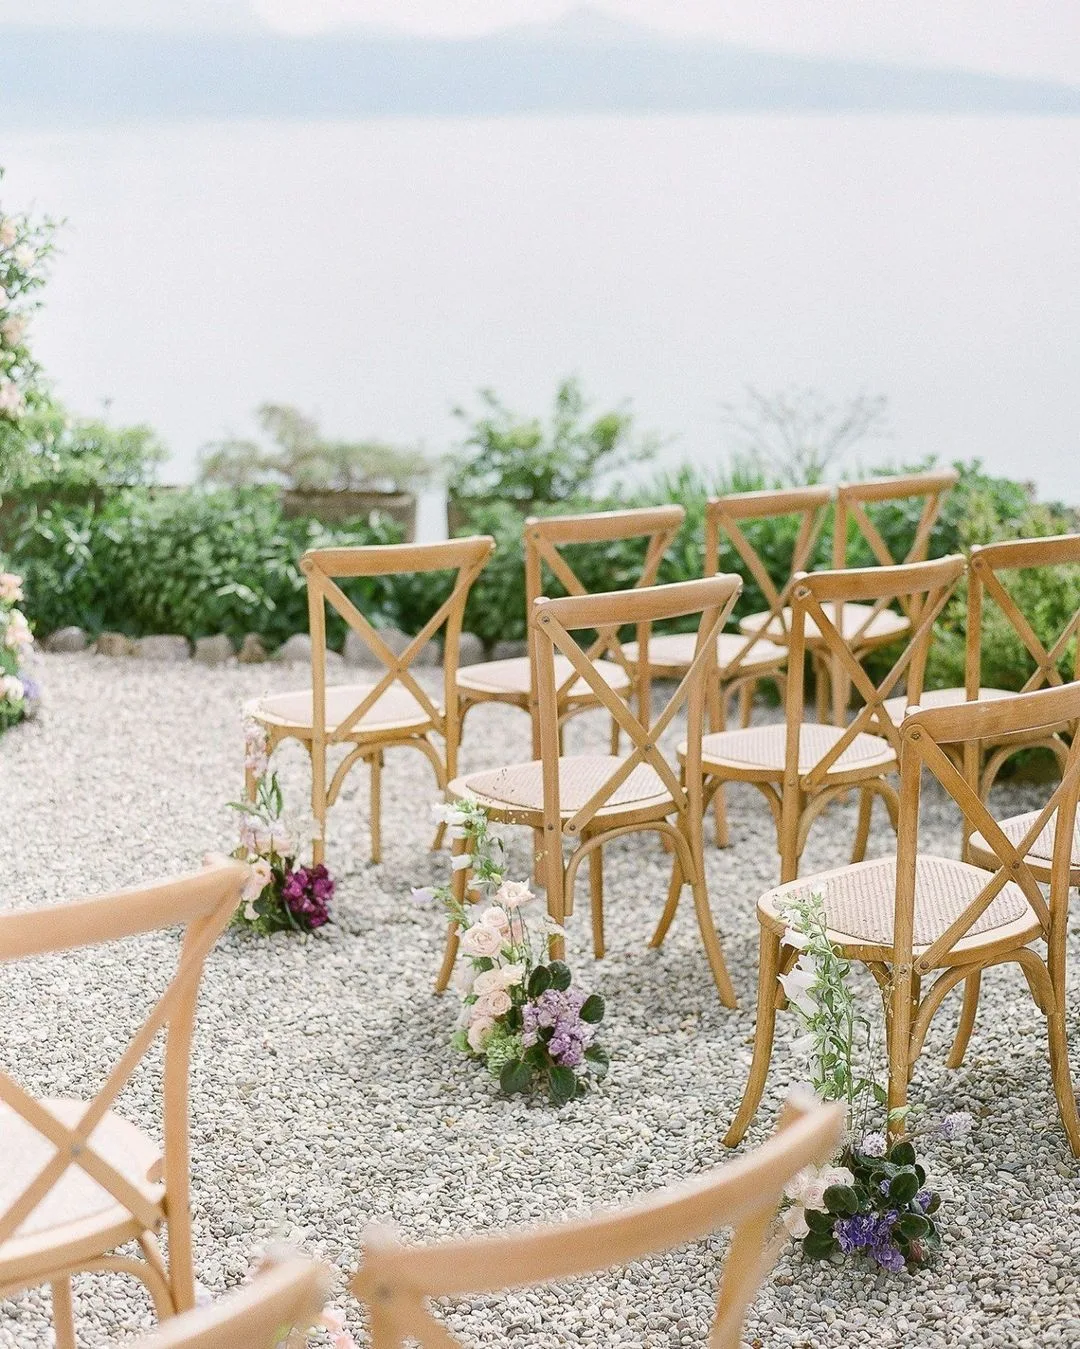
(4, 114), (1079, 530)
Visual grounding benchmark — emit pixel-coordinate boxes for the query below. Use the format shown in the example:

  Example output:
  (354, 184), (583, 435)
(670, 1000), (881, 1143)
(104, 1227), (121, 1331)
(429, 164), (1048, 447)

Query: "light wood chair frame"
(249, 537), (494, 865)
(824, 468), (959, 722)
(131, 1258), (331, 1349)
(725, 684), (1080, 1154)
(694, 555), (965, 887)
(457, 506), (685, 757)
(0, 860), (249, 1347)
(350, 1092), (843, 1349)
(440, 575), (743, 1006)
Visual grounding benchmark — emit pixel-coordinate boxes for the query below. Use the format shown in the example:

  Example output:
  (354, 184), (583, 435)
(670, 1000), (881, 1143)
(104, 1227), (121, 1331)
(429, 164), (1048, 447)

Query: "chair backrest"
(966, 534), (1080, 696)
(301, 536), (495, 750)
(131, 1259), (331, 1349)
(705, 485), (832, 664)
(786, 556), (966, 792)
(0, 860), (247, 1285)
(351, 1093), (843, 1349)
(896, 685), (1080, 979)
(531, 574), (742, 848)
(523, 506), (685, 704)
(833, 470), (958, 618)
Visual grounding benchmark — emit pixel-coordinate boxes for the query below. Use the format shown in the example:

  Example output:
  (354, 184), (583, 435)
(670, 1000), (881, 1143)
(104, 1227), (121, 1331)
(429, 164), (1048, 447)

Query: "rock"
(274, 633), (312, 664)
(132, 635), (192, 662)
(237, 633), (268, 664)
(44, 626), (88, 653)
(493, 639), (527, 660)
(457, 632), (484, 667)
(95, 632), (133, 657)
(194, 634), (235, 666)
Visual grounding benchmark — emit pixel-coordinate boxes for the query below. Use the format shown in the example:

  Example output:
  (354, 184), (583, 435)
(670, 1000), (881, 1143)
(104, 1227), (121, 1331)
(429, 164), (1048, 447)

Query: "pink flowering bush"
(418, 799), (608, 1105)
(229, 718), (336, 935)
(0, 568), (39, 733)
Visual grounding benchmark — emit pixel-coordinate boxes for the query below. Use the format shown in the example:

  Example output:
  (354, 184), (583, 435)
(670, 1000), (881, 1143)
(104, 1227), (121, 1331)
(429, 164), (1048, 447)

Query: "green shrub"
(9, 486), (402, 647)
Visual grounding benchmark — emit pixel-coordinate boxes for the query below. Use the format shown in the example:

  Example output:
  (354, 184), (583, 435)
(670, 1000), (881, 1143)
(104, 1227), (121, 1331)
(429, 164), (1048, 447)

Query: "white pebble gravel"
(1, 653), (1078, 1347)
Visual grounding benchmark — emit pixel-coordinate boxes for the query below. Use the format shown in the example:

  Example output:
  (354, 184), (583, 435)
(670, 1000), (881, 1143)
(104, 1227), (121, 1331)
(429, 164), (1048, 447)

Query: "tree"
(721, 387), (890, 485)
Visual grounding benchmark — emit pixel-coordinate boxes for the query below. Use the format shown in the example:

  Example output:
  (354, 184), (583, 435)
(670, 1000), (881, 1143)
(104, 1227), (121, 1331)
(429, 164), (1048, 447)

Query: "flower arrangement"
(779, 891), (970, 1271)
(0, 570), (39, 732)
(229, 718), (335, 934)
(416, 799), (609, 1105)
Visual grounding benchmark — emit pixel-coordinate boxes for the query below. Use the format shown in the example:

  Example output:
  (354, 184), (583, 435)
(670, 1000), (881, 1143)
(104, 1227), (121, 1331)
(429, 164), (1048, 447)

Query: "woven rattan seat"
(759, 855), (1035, 952)
(249, 683), (437, 738)
(620, 631), (787, 676)
(454, 755), (671, 817)
(456, 655), (631, 700)
(969, 811), (1080, 871)
(739, 602), (909, 647)
(881, 685), (1011, 723)
(0, 1101), (162, 1272)
(687, 723), (896, 779)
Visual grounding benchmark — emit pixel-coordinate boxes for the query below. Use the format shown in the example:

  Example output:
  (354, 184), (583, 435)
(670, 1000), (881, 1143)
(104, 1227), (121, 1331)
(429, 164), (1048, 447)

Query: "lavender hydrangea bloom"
(522, 987), (595, 1068)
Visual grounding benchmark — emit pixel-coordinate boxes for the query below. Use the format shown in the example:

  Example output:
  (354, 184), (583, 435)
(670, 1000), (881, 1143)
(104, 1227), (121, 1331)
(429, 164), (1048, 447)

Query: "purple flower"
(834, 1211), (905, 1270)
(522, 987), (595, 1069)
(410, 886), (436, 906)
(281, 863), (334, 930)
(915, 1189), (933, 1213)
(937, 1111), (973, 1143)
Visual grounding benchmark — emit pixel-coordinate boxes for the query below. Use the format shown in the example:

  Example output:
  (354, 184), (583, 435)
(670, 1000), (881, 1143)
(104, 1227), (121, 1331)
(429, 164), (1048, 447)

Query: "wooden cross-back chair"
(883, 534), (1080, 817)
(440, 575), (743, 1006)
(455, 506), (685, 757)
(822, 468), (959, 721)
(682, 555), (966, 884)
(0, 859), (248, 1347)
(246, 537), (494, 865)
(629, 484), (831, 847)
(351, 1093), (843, 1349)
(725, 684), (1080, 1155)
(131, 1259), (331, 1349)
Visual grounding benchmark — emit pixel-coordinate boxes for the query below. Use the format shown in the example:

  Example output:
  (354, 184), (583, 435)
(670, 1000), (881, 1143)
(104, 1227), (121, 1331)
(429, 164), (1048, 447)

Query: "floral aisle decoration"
(229, 718), (336, 934)
(779, 890), (971, 1271)
(0, 570), (39, 732)
(415, 798), (609, 1105)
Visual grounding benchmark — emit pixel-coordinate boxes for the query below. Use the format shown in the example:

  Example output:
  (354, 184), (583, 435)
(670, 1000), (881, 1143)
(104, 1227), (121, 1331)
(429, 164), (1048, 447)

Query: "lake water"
(4, 113), (1079, 533)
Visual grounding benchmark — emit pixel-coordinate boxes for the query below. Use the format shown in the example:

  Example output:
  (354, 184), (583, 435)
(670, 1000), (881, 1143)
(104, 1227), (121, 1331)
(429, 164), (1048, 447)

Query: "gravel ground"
(1, 652), (1079, 1348)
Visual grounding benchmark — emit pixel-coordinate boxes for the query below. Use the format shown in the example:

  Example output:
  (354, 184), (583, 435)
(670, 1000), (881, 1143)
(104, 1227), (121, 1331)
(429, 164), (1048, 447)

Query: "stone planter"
(282, 488), (416, 539)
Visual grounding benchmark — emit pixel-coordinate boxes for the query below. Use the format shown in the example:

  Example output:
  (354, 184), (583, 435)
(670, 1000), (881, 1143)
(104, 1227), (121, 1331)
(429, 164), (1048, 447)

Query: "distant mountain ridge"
(3, 11), (1080, 124)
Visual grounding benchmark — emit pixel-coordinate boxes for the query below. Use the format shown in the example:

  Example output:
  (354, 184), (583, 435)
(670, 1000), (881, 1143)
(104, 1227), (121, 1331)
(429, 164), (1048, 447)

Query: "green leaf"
(897, 1213), (930, 1240)
(547, 1064), (577, 1105)
(584, 1044), (610, 1078)
(888, 1140), (916, 1167)
(547, 961), (572, 992)
(527, 964), (551, 997)
(805, 1209), (834, 1234)
(924, 1192), (942, 1216)
(889, 1170), (920, 1205)
(499, 1059), (532, 1096)
(802, 1232), (838, 1260)
(823, 1184), (859, 1216)
(579, 993), (605, 1024)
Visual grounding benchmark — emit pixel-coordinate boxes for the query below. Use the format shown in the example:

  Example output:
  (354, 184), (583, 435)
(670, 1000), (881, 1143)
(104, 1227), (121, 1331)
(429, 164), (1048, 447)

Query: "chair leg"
(435, 835), (470, 993)
(886, 967), (913, 1137)
(649, 851), (683, 948)
(851, 784), (874, 863)
(724, 927), (782, 1145)
(370, 751), (383, 864)
(813, 652), (829, 725)
(1047, 1004), (1080, 1157)
(778, 788), (804, 885)
(609, 713), (620, 755)
(589, 845), (605, 959)
(946, 969), (981, 1069)
(690, 871), (736, 1008)
(709, 695), (729, 848)
(52, 1278), (76, 1349)
(738, 681), (753, 729)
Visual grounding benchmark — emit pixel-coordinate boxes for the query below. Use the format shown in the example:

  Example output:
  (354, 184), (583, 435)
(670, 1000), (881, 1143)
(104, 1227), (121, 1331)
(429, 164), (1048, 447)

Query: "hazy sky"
(2, 1), (1079, 84)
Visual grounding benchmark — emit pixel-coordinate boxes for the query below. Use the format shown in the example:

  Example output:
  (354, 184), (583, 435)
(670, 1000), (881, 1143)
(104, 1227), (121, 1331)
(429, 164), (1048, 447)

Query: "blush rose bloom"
(459, 924), (502, 958)
(474, 988), (512, 1018)
(0, 220), (16, 248)
(782, 1204), (809, 1239)
(479, 905), (509, 933)
(466, 1015), (496, 1052)
(495, 879), (533, 908)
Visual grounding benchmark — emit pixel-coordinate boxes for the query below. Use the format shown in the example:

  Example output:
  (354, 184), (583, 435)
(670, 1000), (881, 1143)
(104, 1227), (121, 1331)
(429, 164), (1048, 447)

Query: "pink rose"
(495, 880), (534, 908)
(475, 988), (511, 1017)
(466, 1015), (495, 1052)
(460, 924), (501, 958)
(243, 856), (273, 901)
(479, 905), (509, 933)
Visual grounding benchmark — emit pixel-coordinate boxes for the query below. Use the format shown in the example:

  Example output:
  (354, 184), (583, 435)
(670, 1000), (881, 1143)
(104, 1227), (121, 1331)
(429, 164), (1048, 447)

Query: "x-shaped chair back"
(351, 1093), (843, 1349)
(897, 684), (1080, 977)
(832, 470), (959, 631)
(966, 534), (1080, 696)
(532, 575), (742, 843)
(0, 860), (247, 1302)
(705, 485), (832, 661)
(523, 506), (685, 703)
(301, 537), (495, 748)
(786, 555), (966, 793)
